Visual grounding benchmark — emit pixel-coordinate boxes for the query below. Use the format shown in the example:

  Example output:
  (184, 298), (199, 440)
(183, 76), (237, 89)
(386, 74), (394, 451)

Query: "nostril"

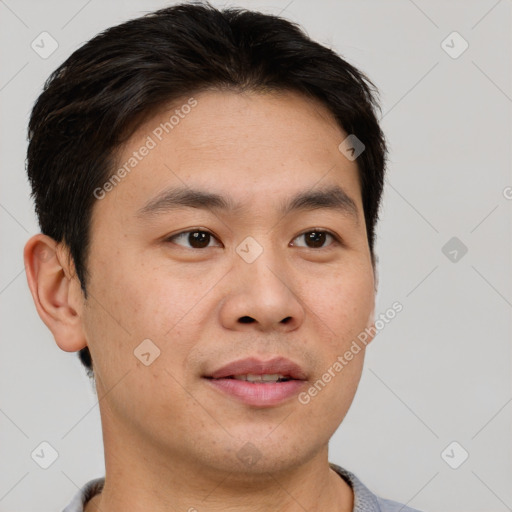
(281, 317), (292, 324)
(239, 316), (255, 324)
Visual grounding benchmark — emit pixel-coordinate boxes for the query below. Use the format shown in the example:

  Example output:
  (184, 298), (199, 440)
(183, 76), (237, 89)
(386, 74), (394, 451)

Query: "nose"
(218, 252), (305, 333)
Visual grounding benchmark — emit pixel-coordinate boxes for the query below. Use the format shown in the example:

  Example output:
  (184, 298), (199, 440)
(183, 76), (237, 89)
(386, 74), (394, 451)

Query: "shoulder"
(376, 496), (423, 512)
(62, 477), (105, 512)
(329, 463), (425, 512)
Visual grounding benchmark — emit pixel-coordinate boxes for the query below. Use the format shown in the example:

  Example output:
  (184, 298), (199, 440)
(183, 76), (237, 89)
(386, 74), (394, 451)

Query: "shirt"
(62, 462), (423, 512)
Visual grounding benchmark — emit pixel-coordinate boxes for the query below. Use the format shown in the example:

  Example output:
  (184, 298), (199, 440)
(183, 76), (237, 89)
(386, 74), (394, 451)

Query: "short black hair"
(26, 1), (387, 379)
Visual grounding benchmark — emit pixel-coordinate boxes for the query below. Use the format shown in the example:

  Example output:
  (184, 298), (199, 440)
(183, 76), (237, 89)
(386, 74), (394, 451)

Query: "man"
(24, 3), (422, 511)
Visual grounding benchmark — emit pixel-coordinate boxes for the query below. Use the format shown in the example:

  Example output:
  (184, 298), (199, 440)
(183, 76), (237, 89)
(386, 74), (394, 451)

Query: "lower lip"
(205, 378), (305, 407)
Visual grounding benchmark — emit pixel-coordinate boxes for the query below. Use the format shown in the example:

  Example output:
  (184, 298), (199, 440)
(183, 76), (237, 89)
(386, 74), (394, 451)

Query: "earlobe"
(24, 234), (88, 352)
(364, 260), (378, 346)
(363, 293), (377, 347)
(366, 306), (375, 330)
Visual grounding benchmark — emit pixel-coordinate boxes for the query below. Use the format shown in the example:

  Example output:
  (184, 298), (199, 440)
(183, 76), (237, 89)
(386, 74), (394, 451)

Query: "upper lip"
(206, 356), (308, 380)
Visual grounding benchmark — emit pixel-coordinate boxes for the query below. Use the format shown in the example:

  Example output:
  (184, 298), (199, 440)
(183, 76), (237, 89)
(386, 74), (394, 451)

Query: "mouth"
(213, 374), (294, 383)
(203, 357), (307, 407)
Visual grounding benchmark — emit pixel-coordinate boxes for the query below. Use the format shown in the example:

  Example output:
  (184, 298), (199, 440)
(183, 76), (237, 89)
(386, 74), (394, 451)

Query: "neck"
(85, 394), (354, 512)
(85, 436), (353, 512)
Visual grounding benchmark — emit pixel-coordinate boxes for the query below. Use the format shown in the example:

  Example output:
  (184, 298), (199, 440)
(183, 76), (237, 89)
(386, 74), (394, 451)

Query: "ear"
(361, 285), (377, 347)
(366, 305), (375, 330)
(363, 254), (379, 346)
(24, 234), (87, 352)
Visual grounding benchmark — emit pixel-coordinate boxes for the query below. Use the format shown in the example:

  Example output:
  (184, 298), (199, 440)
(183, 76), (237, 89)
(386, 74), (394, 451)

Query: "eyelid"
(164, 228), (222, 248)
(164, 228), (342, 250)
(290, 229), (341, 249)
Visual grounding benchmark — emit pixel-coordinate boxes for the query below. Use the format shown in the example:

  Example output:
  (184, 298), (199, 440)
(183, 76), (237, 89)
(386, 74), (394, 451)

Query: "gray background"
(1, 1), (511, 511)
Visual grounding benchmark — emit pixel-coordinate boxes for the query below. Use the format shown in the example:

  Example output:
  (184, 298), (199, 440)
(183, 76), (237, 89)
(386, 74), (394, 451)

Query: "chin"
(200, 430), (324, 477)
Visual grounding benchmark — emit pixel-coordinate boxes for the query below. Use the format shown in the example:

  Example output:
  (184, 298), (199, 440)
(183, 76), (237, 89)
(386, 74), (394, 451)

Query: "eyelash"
(165, 228), (341, 250)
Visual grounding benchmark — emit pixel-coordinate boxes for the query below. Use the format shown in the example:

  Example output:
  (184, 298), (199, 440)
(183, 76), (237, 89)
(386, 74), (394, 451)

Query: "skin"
(24, 89), (377, 512)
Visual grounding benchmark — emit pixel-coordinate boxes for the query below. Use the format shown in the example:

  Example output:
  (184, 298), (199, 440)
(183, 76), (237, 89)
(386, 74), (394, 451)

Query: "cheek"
(81, 264), (202, 428)
(305, 264), (373, 419)
(89, 252), (192, 335)
(308, 264), (374, 339)
(85, 260), (219, 388)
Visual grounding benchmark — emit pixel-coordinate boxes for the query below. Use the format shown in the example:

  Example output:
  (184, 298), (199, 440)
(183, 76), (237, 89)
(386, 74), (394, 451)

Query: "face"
(80, 89), (376, 475)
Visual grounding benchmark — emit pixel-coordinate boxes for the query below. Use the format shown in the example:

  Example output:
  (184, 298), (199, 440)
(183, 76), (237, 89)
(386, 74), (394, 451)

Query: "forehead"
(93, 89), (363, 225)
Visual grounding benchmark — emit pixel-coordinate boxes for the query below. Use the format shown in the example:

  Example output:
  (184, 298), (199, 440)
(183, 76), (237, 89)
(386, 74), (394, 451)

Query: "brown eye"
(167, 230), (221, 249)
(291, 230), (337, 249)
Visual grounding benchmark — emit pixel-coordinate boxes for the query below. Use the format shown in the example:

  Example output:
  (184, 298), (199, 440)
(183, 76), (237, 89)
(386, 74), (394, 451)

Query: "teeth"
(233, 374), (287, 382)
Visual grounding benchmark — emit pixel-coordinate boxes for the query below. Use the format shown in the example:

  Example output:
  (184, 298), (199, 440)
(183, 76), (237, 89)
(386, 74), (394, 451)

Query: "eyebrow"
(137, 184), (359, 222)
